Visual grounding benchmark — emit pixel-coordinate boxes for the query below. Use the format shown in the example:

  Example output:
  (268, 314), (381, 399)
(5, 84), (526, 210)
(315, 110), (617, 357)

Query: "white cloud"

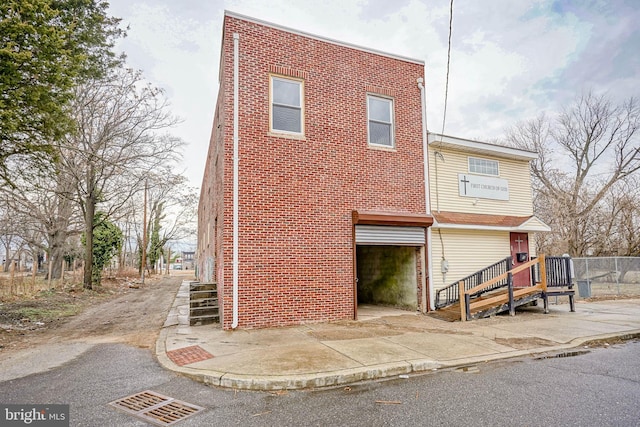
(110, 1), (222, 187)
(107, 0), (640, 186)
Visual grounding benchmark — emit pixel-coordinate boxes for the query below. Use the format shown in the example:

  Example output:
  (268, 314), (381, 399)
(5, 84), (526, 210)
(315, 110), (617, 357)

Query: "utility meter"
(441, 260), (449, 273)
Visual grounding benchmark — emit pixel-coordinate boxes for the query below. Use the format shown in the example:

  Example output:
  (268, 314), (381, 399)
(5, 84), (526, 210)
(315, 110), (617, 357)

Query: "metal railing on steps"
(434, 255), (575, 321)
(435, 257), (512, 309)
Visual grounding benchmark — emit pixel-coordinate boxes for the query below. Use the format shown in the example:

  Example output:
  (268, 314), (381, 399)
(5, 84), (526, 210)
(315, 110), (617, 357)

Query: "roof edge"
(433, 214), (551, 233)
(353, 210), (434, 227)
(428, 132), (538, 161)
(519, 216), (552, 232)
(224, 10), (425, 65)
(433, 223), (551, 232)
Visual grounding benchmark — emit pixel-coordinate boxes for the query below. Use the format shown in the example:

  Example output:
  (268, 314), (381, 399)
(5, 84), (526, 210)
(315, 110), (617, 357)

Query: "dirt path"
(1, 275), (185, 354)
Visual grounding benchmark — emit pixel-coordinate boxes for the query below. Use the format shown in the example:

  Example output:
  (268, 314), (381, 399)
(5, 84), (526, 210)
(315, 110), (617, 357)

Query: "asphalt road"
(1, 340), (639, 426)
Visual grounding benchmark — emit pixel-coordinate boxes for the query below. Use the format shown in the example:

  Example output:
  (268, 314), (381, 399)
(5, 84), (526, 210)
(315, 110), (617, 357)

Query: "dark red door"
(510, 232), (531, 287)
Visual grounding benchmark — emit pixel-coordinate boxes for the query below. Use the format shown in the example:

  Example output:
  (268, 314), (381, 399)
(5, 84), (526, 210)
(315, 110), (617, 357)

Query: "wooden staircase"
(189, 282), (219, 325)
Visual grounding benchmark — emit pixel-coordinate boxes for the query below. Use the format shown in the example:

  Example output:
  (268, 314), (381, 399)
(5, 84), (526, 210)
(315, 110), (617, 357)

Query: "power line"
(441, 0), (454, 136)
(436, 0), (454, 266)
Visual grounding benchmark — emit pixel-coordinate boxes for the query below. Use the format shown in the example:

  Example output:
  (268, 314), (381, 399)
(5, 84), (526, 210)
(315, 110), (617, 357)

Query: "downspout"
(232, 33), (239, 329)
(417, 77), (434, 311)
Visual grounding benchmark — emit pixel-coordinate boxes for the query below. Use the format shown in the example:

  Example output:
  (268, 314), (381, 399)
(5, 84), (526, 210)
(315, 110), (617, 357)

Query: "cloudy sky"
(107, 0), (640, 189)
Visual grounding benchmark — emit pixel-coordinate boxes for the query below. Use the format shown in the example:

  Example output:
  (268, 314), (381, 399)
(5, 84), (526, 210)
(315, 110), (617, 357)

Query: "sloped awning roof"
(352, 210), (434, 227)
(432, 211), (551, 232)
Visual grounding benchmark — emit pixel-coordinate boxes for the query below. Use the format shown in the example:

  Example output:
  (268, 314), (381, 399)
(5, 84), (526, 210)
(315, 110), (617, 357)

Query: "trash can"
(577, 279), (591, 298)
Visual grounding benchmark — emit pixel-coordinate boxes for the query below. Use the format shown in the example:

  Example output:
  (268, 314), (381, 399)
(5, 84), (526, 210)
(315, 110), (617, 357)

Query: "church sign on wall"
(458, 174), (509, 201)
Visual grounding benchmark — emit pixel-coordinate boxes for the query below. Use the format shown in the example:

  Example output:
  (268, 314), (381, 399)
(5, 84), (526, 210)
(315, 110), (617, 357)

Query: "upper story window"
(270, 75), (303, 135)
(469, 157), (499, 176)
(367, 95), (394, 148)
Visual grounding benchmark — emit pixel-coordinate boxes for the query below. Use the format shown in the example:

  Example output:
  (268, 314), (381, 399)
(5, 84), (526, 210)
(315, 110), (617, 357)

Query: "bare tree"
(0, 165), (81, 278)
(59, 68), (183, 289)
(146, 171), (198, 244)
(0, 201), (23, 271)
(601, 176), (640, 257)
(507, 92), (640, 256)
(124, 169), (197, 275)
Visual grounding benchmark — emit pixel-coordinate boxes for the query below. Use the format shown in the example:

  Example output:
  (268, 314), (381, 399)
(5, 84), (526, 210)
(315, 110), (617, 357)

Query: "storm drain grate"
(455, 365), (480, 374)
(535, 350), (590, 360)
(109, 390), (204, 426)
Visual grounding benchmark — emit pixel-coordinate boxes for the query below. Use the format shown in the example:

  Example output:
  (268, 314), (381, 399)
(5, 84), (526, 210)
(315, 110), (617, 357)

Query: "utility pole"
(141, 180), (148, 285)
(166, 247), (171, 275)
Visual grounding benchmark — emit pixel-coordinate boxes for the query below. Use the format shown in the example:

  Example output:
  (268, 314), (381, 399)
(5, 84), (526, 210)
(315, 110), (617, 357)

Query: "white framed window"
(367, 95), (394, 148)
(270, 75), (303, 135)
(469, 157), (499, 176)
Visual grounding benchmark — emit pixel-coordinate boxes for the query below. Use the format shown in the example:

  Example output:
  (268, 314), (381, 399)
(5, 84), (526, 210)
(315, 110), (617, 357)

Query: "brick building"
(198, 12), (433, 329)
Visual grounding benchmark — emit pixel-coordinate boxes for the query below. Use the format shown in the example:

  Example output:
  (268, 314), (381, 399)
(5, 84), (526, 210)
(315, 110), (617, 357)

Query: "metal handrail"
(435, 257), (512, 309)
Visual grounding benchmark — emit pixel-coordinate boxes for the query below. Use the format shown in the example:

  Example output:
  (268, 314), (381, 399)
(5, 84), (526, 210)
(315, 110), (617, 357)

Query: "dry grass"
(0, 273), (77, 299)
(0, 267), (171, 299)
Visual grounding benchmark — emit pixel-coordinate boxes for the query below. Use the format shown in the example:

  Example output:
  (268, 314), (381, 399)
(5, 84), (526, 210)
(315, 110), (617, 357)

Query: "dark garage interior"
(356, 245), (418, 310)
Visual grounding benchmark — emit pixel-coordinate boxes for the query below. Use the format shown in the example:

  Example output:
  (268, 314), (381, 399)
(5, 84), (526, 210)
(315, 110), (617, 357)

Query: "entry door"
(510, 232), (531, 287)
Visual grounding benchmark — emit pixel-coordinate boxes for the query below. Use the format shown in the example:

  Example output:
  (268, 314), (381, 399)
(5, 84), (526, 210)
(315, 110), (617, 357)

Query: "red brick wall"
(200, 14), (427, 329)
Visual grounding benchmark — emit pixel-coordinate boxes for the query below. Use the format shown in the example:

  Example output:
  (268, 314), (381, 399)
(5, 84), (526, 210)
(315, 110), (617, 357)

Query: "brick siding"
(198, 14), (427, 329)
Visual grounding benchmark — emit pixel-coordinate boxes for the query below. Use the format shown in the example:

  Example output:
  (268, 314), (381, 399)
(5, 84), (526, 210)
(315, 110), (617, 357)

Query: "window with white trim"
(270, 76), (303, 134)
(367, 95), (394, 147)
(469, 157), (499, 176)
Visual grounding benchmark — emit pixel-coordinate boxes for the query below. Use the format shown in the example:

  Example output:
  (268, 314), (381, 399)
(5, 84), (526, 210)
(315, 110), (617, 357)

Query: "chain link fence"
(572, 257), (640, 299)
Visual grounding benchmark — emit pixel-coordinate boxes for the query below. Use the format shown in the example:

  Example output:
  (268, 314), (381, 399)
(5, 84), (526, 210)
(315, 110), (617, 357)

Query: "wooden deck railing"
(459, 254), (548, 321)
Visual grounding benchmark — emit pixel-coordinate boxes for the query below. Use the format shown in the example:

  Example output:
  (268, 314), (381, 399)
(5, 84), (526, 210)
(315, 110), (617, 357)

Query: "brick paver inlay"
(166, 345), (214, 366)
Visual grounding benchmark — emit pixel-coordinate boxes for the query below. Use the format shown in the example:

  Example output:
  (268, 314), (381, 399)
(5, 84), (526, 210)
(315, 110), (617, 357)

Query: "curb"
(154, 325), (640, 391)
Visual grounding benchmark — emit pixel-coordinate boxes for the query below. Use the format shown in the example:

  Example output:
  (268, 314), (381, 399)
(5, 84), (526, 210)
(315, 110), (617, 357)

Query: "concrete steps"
(189, 282), (219, 326)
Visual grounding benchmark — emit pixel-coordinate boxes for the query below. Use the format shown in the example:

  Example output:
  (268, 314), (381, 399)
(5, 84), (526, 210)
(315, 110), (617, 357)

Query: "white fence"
(572, 257), (640, 298)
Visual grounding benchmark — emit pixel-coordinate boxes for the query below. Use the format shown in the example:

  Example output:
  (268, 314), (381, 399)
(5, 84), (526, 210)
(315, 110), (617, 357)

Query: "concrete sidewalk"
(155, 281), (640, 391)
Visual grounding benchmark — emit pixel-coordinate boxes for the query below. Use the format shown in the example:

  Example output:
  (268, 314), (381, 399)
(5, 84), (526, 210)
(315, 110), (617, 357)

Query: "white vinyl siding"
(429, 146), (534, 216)
(529, 234), (537, 258)
(367, 95), (394, 147)
(430, 229), (511, 293)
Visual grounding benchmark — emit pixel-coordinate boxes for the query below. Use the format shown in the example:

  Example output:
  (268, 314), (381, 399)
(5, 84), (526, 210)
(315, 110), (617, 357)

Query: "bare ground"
(0, 274), (187, 356)
(2, 276), (634, 358)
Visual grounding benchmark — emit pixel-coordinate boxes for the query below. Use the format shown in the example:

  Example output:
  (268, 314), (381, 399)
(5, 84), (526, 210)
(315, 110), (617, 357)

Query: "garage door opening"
(356, 245), (418, 310)
(352, 213), (433, 318)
